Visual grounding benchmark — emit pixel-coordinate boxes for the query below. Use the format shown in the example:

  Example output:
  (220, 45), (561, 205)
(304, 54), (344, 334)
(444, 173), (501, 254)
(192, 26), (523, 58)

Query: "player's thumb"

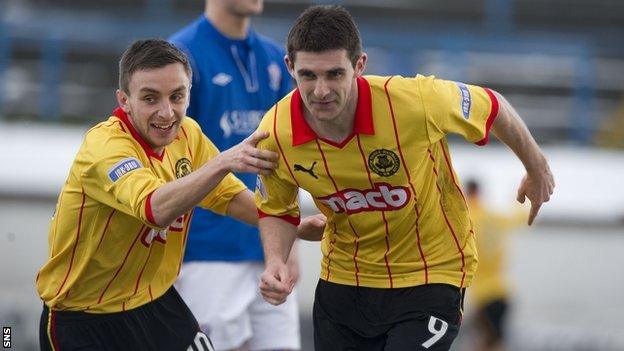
(516, 184), (526, 204)
(277, 265), (293, 292)
(247, 130), (270, 146)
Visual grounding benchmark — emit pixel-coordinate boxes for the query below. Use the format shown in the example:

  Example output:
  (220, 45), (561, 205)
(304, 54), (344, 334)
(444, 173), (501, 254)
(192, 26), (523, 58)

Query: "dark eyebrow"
(170, 86), (186, 94)
(328, 68), (346, 75)
(296, 68), (346, 77)
(138, 86), (186, 94)
(297, 68), (315, 76)
(139, 87), (159, 94)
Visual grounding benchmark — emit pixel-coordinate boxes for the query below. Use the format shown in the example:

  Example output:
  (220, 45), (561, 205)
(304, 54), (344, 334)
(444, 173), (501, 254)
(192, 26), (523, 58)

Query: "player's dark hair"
(287, 5), (362, 67)
(118, 39), (192, 94)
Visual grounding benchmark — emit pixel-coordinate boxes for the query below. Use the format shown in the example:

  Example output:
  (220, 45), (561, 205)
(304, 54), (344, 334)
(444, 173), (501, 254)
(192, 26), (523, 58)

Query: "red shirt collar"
(291, 76), (374, 147)
(113, 107), (164, 161)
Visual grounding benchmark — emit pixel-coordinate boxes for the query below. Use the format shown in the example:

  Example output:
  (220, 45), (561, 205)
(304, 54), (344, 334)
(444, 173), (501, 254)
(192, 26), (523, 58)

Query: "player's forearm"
(150, 154), (231, 227)
(259, 217), (298, 264)
(225, 190), (259, 226)
(490, 91), (548, 173)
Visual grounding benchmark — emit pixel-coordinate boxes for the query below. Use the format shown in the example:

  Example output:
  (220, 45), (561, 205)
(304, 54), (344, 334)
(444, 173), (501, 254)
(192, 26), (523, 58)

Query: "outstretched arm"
(490, 91), (555, 225)
(150, 131), (278, 227)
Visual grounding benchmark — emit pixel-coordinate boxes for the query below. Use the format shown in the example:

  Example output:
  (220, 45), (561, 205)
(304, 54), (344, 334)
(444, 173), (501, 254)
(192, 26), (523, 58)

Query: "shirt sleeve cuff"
(475, 88), (500, 146)
(145, 191), (159, 226)
(257, 209), (301, 226)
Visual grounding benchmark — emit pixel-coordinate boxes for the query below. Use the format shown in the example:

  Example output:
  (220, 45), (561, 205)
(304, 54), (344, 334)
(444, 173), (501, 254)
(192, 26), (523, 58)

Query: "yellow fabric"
(255, 75), (498, 289)
(468, 198), (524, 306)
(36, 115), (246, 313)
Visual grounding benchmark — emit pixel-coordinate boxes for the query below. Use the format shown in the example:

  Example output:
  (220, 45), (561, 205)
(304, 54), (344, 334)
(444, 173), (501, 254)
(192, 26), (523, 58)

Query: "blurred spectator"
(464, 179), (524, 351)
(595, 96), (624, 149)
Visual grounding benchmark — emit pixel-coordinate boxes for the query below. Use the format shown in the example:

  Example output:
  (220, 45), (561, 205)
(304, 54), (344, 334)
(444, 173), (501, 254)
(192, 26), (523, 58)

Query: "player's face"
(223, 0), (263, 17)
(116, 63), (190, 154)
(287, 49), (366, 124)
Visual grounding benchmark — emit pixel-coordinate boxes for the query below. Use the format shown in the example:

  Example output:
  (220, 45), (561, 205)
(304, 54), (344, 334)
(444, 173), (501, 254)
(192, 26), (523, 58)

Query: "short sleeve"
(418, 76), (499, 145)
(79, 134), (164, 228)
(255, 173), (300, 225)
(253, 108), (300, 225)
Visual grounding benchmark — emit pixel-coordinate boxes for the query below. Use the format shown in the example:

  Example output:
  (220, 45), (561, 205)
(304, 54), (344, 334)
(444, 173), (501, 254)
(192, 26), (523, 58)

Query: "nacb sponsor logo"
(317, 183), (411, 214)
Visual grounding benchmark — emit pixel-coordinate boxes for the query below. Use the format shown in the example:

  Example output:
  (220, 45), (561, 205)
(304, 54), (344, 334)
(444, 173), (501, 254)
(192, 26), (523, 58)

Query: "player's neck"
(205, 8), (250, 39)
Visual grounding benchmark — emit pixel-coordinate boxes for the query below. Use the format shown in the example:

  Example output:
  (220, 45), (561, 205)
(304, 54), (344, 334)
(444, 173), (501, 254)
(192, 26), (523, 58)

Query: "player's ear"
(116, 89), (130, 113)
(354, 53), (367, 77)
(284, 54), (295, 78)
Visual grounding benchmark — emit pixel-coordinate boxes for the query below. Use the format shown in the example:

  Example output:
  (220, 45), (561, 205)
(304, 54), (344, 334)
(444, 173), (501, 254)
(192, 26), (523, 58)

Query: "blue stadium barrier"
(0, 0), (619, 144)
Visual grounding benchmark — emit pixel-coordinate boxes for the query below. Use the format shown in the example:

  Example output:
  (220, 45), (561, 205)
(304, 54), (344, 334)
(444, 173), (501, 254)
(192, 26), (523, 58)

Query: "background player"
(36, 39), (323, 351)
(463, 179), (524, 351)
(255, 5), (554, 350)
(168, 1), (301, 350)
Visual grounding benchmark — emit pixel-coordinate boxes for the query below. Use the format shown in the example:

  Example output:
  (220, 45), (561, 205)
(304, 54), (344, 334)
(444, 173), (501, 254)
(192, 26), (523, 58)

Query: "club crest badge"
(175, 158), (192, 179)
(368, 149), (400, 177)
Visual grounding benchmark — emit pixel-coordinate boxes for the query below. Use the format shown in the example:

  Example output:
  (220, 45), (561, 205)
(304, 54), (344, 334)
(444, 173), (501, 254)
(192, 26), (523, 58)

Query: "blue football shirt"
(169, 16), (292, 261)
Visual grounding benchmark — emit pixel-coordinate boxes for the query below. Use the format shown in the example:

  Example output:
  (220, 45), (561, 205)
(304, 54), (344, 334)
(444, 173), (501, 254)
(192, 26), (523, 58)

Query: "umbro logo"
(212, 73), (232, 86)
(294, 161), (318, 179)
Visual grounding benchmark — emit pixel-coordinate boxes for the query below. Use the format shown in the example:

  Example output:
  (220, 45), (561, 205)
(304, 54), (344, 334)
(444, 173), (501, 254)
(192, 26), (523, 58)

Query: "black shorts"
(313, 280), (465, 351)
(39, 286), (214, 351)
(476, 298), (508, 345)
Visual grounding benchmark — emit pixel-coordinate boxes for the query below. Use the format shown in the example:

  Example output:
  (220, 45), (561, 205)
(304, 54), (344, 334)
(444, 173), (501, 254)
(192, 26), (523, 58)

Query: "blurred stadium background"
(1, 0), (623, 350)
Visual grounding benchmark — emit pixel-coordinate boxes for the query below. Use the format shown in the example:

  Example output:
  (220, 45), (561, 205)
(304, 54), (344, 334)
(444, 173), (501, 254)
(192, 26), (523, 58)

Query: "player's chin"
(312, 109), (338, 121)
(151, 133), (177, 149)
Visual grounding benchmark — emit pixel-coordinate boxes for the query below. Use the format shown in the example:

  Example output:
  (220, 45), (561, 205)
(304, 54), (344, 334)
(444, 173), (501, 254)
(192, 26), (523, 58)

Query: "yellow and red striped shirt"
(256, 75), (499, 289)
(36, 108), (246, 313)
